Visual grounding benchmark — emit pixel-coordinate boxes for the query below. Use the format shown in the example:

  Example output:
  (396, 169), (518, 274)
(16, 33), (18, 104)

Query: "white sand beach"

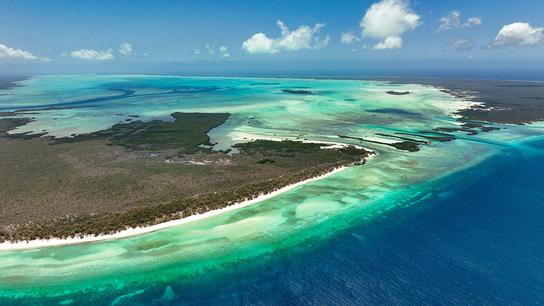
(0, 151), (375, 251)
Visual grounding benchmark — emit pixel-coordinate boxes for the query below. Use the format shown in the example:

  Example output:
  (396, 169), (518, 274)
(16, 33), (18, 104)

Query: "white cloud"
(219, 46), (230, 58)
(193, 48), (201, 55)
(373, 36), (402, 49)
(0, 43), (38, 60)
(452, 38), (474, 51)
(42, 57), (52, 62)
(360, 0), (420, 50)
(439, 10), (482, 31)
(206, 44), (215, 55)
(118, 43), (133, 56)
(341, 32), (360, 44)
(464, 17), (482, 27)
(242, 33), (277, 54)
(70, 49), (114, 60)
(439, 10), (461, 30)
(492, 22), (544, 47)
(242, 20), (329, 54)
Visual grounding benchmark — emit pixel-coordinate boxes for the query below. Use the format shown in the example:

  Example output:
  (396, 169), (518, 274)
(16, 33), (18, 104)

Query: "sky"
(1, 0), (543, 78)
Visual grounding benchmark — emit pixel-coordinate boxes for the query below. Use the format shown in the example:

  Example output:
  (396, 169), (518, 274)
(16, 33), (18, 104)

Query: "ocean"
(166, 138), (544, 305)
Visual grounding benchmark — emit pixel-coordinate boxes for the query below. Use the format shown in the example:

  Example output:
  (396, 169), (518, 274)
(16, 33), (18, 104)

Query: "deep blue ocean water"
(135, 139), (544, 305)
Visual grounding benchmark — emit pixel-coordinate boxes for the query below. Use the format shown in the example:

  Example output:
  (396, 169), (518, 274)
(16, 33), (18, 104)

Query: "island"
(386, 90), (410, 95)
(0, 112), (372, 242)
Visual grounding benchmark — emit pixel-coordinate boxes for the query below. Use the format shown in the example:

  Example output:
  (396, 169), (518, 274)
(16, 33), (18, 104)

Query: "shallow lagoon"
(0, 75), (542, 304)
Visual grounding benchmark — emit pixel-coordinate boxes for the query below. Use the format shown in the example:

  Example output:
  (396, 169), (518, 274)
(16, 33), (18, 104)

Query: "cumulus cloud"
(451, 38), (474, 51)
(492, 22), (544, 47)
(438, 10), (461, 30)
(439, 10), (482, 31)
(341, 32), (360, 44)
(118, 42), (133, 56)
(374, 36), (402, 49)
(465, 17), (482, 27)
(242, 20), (329, 54)
(360, 0), (420, 50)
(70, 49), (114, 60)
(0, 43), (38, 60)
(219, 46), (230, 58)
(242, 33), (276, 54)
(193, 48), (201, 55)
(205, 44), (216, 55)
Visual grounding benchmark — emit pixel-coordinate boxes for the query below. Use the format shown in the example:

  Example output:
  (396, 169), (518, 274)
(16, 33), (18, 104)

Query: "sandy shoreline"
(0, 152), (375, 251)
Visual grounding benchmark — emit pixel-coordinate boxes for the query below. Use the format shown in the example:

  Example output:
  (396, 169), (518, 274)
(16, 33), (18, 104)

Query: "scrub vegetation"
(0, 113), (371, 242)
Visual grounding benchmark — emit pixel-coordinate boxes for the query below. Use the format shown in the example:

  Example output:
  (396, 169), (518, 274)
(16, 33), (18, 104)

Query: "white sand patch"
(295, 199), (341, 219)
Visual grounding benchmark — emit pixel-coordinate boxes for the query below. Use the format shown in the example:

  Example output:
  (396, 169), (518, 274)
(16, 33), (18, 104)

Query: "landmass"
(0, 76), (26, 90)
(0, 112), (371, 242)
(322, 76), (544, 124)
(386, 90), (410, 95)
(281, 88), (314, 95)
(387, 78), (544, 124)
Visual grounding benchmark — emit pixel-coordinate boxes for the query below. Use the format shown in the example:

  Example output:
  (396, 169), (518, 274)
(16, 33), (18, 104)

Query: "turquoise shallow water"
(0, 75), (543, 304)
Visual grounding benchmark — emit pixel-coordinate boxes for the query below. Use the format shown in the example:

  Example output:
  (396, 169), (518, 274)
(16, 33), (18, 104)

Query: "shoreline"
(0, 152), (375, 251)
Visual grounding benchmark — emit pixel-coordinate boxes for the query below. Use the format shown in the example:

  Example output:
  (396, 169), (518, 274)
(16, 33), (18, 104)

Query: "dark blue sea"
(153, 138), (544, 305)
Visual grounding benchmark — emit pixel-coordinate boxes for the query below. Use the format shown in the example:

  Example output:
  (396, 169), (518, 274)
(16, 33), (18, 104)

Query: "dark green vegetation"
(375, 133), (428, 144)
(384, 78), (544, 124)
(396, 131), (456, 142)
(54, 112), (229, 153)
(281, 89), (314, 95)
(0, 114), (371, 242)
(338, 134), (421, 152)
(386, 90), (410, 95)
(234, 139), (367, 159)
(0, 116), (32, 134)
(434, 121), (500, 135)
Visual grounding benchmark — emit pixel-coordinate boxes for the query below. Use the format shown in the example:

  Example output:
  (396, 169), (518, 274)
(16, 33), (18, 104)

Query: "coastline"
(0, 152), (375, 251)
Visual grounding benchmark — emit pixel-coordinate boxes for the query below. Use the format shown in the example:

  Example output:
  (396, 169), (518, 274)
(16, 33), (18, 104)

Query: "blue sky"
(1, 0), (543, 77)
